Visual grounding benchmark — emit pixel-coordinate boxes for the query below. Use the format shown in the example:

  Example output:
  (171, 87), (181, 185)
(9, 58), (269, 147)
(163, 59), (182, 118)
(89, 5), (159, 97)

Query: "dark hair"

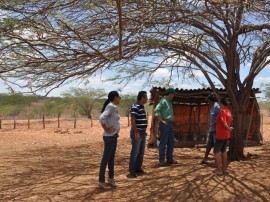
(220, 97), (229, 106)
(101, 91), (119, 112)
(207, 93), (217, 102)
(137, 91), (147, 101)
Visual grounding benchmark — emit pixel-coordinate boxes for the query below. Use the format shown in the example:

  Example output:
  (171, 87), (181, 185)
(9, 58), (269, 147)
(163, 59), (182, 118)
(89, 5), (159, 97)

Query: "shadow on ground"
(1, 139), (270, 202)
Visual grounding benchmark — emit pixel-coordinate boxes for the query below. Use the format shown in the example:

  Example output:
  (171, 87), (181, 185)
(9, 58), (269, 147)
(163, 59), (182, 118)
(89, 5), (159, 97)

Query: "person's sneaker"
(98, 182), (112, 189)
(166, 160), (178, 164)
(129, 172), (137, 178)
(159, 162), (166, 167)
(108, 178), (117, 187)
(135, 169), (146, 175)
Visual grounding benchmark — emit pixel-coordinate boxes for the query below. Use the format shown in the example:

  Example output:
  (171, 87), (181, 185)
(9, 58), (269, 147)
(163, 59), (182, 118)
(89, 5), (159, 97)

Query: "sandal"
(213, 172), (224, 176)
(199, 160), (209, 165)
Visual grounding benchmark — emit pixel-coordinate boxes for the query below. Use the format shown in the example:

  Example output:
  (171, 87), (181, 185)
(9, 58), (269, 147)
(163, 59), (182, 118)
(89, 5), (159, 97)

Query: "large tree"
(1, 0), (270, 160)
(120, 93), (137, 127)
(61, 87), (107, 121)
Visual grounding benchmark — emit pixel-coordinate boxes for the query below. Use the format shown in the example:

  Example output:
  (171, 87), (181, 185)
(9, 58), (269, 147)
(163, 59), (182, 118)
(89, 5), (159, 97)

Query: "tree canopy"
(61, 87), (107, 118)
(1, 0), (270, 159)
(1, 1), (270, 92)
(0, 93), (38, 116)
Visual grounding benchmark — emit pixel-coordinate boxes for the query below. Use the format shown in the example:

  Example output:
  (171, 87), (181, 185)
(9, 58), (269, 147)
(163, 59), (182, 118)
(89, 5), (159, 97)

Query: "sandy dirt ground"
(0, 113), (270, 202)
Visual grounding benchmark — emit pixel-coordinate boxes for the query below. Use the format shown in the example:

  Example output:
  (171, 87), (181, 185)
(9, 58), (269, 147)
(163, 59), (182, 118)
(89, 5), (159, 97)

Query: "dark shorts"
(206, 131), (216, 149)
(214, 139), (228, 154)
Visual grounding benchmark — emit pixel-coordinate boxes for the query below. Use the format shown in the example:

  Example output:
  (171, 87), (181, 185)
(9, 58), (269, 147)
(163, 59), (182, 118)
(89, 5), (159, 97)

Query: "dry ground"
(0, 113), (270, 202)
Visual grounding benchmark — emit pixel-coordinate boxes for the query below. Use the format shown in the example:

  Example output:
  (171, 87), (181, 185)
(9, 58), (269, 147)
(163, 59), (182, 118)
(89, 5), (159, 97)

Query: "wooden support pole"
(149, 89), (160, 145)
(189, 105), (192, 139)
(260, 114), (264, 143)
(43, 113), (45, 129)
(246, 99), (255, 141)
(198, 103), (201, 136)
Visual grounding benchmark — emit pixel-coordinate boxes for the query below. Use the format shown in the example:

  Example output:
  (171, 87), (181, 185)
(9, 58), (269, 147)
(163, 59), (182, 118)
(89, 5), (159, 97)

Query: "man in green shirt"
(154, 88), (178, 166)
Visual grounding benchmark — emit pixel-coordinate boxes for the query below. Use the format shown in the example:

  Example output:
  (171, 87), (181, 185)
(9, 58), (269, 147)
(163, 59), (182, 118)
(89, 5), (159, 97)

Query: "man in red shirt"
(213, 97), (233, 176)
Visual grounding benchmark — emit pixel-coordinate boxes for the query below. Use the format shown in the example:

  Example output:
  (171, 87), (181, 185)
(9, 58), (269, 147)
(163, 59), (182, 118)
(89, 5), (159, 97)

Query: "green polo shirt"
(154, 96), (174, 121)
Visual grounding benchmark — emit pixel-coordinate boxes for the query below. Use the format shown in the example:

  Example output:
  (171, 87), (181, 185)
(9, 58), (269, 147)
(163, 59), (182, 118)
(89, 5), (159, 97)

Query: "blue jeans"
(159, 122), (175, 163)
(99, 135), (118, 182)
(206, 131), (216, 149)
(129, 129), (146, 173)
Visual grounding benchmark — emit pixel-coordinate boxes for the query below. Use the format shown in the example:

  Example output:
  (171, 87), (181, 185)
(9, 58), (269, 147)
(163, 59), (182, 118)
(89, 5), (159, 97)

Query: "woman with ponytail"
(98, 91), (121, 189)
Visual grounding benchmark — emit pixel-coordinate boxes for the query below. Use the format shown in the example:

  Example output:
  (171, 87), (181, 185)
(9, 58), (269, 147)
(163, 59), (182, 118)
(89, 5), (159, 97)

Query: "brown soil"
(0, 113), (270, 202)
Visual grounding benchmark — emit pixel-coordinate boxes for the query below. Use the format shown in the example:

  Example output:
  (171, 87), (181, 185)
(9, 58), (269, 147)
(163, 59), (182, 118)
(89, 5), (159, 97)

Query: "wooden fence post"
(28, 115), (30, 129)
(43, 113), (45, 129)
(89, 114), (93, 127)
(261, 114), (264, 142)
(58, 113), (60, 128)
(14, 116), (16, 129)
(74, 112), (77, 129)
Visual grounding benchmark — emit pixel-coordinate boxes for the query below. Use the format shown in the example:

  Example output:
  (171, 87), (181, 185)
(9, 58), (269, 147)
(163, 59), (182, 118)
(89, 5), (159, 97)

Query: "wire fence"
(0, 113), (95, 130)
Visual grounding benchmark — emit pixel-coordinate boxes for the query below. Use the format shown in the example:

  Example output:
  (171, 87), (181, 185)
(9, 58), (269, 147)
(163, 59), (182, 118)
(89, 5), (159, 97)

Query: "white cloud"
(61, 75), (149, 96)
(192, 70), (204, 77)
(255, 76), (270, 82)
(152, 68), (171, 77)
(175, 82), (197, 89)
(151, 67), (205, 79)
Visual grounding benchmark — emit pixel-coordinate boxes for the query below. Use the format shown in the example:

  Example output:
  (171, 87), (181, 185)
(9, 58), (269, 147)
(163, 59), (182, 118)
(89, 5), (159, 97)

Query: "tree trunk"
(228, 129), (245, 161)
(228, 100), (249, 161)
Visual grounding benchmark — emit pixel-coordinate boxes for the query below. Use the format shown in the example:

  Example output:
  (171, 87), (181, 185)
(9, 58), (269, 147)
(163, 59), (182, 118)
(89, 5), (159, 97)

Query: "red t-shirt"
(216, 108), (232, 140)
